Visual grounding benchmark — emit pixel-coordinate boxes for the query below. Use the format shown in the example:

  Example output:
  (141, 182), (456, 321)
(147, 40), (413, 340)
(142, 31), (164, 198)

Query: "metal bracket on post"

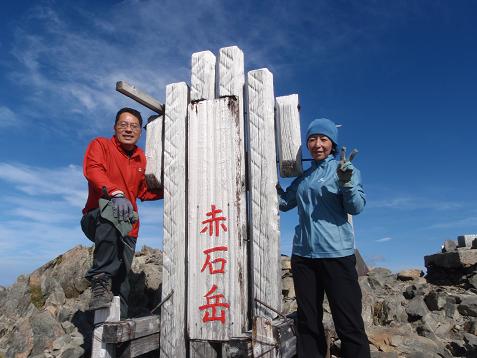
(150, 289), (174, 314)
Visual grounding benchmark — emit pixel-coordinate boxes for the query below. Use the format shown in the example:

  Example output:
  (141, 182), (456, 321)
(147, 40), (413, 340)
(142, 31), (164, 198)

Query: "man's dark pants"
(81, 209), (136, 319)
(291, 254), (370, 358)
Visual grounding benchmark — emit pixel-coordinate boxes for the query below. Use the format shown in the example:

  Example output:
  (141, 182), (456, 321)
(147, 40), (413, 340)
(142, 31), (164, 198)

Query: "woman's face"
(307, 134), (333, 161)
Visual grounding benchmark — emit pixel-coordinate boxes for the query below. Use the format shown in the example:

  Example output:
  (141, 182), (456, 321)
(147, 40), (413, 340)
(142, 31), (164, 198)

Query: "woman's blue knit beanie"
(305, 118), (338, 145)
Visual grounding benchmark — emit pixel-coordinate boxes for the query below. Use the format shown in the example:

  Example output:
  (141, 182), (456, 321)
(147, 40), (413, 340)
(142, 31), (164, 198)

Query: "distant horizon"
(1, 0), (476, 286)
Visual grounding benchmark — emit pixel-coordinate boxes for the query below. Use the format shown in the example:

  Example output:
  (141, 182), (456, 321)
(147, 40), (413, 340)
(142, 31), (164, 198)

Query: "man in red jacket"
(81, 107), (163, 318)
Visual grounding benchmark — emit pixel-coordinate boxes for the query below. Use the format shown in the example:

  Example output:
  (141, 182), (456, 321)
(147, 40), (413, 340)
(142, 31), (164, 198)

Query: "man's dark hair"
(115, 107), (143, 127)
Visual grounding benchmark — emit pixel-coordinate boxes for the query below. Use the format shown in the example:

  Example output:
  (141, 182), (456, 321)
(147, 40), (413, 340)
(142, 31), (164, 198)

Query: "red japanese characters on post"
(200, 204), (228, 237)
(198, 284), (230, 324)
(201, 246), (228, 274)
(198, 204), (231, 324)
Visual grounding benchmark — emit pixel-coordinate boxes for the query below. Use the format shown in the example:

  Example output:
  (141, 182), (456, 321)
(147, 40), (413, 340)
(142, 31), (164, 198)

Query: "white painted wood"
(187, 97), (247, 341)
(218, 46), (244, 98)
(247, 69), (282, 319)
(91, 296), (120, 358)
(275, 94), (303, 177)
(160, 82), (189, 358)
(217, 45), (249, 334)
(116, 81), (164, 114)
(252, 316), (277, 358)
(144, 115), (164, 190)
(191, 51), (216, 101)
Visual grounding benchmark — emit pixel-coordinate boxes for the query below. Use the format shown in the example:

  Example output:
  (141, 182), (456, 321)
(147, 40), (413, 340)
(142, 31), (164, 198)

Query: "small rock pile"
(425, 235), (477, 289)
(0, 245), (162, 358)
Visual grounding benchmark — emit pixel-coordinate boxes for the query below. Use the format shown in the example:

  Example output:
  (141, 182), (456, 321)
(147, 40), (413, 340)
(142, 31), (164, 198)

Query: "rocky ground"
(1, 235), (477, 357)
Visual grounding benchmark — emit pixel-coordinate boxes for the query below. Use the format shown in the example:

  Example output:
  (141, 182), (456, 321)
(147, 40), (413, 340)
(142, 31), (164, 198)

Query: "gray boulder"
(397, 269), (422, 281)
(406, 297), (429, 320)
(457, 295), (477, 317)
(442, 240), (457, 253)
(424, 290), (447, 311)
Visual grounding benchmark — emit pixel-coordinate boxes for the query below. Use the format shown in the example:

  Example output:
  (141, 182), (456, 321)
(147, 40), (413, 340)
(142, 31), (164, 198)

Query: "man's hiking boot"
(88, 273), (113, 311)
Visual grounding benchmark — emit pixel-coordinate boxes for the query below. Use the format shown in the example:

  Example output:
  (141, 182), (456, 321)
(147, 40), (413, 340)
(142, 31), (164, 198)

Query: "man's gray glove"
(111, 195), (134, 222)
(337, 147), (358, 186)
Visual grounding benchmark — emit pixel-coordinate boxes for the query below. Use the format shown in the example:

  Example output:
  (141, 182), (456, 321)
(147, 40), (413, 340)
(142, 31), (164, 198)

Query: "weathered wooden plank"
(91, 296), (120, 358)
(190, 340), (220, 358)
(116, 81), (164, 114)
(247, 69), (281, 319)
(191, 51), (216, 101)
(161, 82), (189, 358)
(217, 45), (249, 335)
(188, 97), (247, 341)
(252, 316), (277, 358)
(102, 315), (160, 343)
(222, 338), (253, 357)
(145, 115), (164, 190)
(271, 319), (296, 358)
(117, 333), (160, 358)
(275, 94), (303, 177)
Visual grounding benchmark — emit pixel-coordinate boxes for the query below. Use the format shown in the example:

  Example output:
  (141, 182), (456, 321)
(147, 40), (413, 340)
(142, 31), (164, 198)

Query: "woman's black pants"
(291, 254), (370, 358)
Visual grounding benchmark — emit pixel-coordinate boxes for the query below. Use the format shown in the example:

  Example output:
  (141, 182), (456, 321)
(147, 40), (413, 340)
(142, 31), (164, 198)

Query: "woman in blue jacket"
(278, 118), (370, 357)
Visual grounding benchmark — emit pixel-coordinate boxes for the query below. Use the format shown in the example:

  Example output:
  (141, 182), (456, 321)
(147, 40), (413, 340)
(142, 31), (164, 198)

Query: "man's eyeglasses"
(117, 122), (141, 132)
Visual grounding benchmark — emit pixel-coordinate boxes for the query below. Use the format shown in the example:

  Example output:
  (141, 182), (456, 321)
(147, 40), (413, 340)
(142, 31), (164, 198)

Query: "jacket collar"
(112, 135), (139, 158)
(311, 154), (334, 169)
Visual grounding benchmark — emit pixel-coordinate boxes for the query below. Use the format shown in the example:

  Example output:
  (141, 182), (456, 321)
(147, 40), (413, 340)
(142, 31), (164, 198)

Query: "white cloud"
(6, 1), (420, 135)
(0, 163), (86, 207)
(428, 216), (477, 230)
(375, 237), (393, 243)
(0, 106), (19, 127)
(368, 196), (463, 211)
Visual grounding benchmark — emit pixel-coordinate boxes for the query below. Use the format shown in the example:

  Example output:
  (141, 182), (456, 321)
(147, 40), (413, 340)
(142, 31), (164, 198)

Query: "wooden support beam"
(102, 315), (160, 343)
(247, 69), (281, 320)
(191, 51), (216, 101)
(117, 333), (160, 358)
(144, 115), (164, 190)
(91, 296), (120, 358)
(275, 94), (303, 177)
(116, 81), (164, 114)
(252, 316), (277, 357)
(161, 82), (189, 358)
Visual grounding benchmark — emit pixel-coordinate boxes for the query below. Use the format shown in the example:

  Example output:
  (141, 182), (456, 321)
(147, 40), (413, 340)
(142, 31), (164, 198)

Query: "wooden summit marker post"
(159, 46), (301, 357)
(117, 46), (303, 357)
(188, 47), (248, 342)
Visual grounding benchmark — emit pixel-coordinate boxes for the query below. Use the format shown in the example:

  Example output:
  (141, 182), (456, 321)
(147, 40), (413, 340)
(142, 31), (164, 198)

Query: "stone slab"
(457, 234), (477, 248)
(424, 250), (477, 269)
(397, 269), (422, 281)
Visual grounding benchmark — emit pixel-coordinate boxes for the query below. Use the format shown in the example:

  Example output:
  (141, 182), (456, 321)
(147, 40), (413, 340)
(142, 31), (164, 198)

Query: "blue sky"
(1, 0), (476, 286)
